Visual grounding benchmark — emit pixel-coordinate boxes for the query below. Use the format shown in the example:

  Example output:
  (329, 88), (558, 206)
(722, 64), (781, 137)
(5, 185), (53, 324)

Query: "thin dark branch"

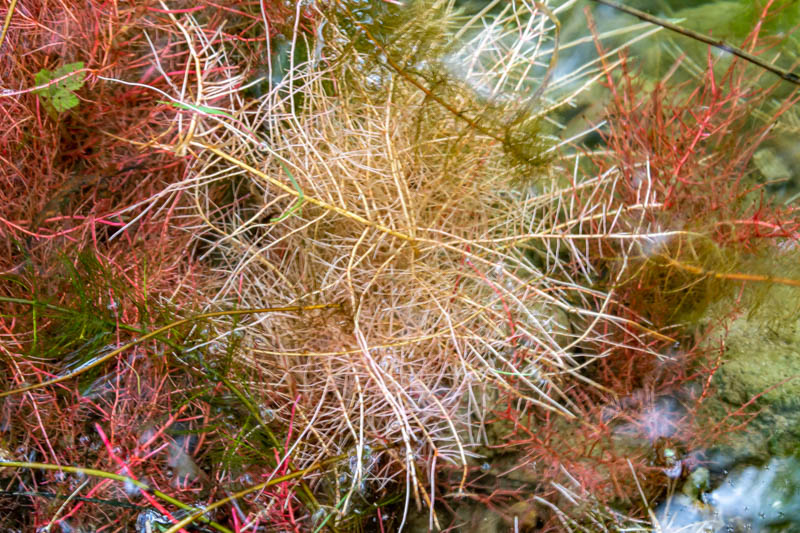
(589, 0), (800, 86)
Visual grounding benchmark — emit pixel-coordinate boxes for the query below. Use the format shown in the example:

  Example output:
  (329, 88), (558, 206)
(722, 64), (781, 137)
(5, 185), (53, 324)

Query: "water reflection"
(657, 457), (800, 532)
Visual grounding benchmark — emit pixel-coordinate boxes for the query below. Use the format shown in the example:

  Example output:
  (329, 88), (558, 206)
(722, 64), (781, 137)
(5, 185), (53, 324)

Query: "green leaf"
(34, 69), (50, 88)
(158, 99), (235, 120)
(51, 90), (79, 112)
(34, 62), (85, 114)
(54, 62), (86, 91)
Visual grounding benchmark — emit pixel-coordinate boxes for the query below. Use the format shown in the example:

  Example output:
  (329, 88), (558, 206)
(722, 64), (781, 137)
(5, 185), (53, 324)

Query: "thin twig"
(589, 0), (800, 85)
(0, 461), (232, 533)
(0, 0), (18, 50)
(160, 451), (362, 533)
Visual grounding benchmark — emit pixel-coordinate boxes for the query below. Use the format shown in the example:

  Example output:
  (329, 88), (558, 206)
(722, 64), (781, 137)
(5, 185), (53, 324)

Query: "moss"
(694, 249), (800, 460)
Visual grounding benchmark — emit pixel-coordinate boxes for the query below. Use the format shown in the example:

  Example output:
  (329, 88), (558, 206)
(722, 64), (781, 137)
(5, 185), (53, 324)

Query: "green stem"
(0, 461), (232, 533)
(162, 453), (349, 533)
(0, 303), (339, 398)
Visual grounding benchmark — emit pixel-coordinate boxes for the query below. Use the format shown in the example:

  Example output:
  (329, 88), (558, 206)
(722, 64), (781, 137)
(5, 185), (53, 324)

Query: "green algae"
(691, 249), (800, 461)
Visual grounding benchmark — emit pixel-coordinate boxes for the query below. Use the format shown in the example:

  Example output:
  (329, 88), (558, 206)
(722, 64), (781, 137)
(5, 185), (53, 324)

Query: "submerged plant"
(151, 0), (685, 528)
(3, 0), (800, 530)
(518, 5), (800, 527)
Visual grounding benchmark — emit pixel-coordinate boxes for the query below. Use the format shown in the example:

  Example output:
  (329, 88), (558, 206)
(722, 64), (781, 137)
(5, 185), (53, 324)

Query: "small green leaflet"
(157, 99), (236, 120)
(35, 62), (86, 113)
(269, 160), (304, 223)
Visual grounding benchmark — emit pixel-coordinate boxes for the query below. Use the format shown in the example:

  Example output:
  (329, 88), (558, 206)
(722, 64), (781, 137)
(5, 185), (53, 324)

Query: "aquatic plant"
(151, 0), (685, 529)
(517, 4), (800, 527)
(0, 1), (304, 530)
(2, 0), (800, 531)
